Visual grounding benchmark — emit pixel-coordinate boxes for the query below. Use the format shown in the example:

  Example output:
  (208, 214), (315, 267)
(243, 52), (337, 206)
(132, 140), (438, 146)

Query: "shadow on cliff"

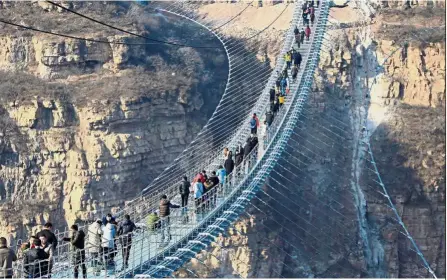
(360, 103), (445, 278)
(0, 106), (29, 201)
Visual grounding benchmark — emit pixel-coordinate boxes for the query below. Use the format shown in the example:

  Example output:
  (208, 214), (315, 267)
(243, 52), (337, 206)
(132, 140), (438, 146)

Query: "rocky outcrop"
(315, 3), (445, 278)
(375, 41), (445, 107)
(0, 34), (151, 79)
(0, 92), (206, 239)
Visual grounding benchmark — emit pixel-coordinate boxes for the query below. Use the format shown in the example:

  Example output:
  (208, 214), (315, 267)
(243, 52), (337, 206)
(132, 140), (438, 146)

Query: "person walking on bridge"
(243, 136), (253, 171)
(270, 88), (276, 103)
(294, 26), (300, 46)
(293, 51), (302, 69)
(224, 152), (234, 175)
(305, 25), (311, 41)
(159, 195), (180, 247)
(117, 215), (136, 269)
(250, 113), (259, 135)
(275, 78), (281, 93)
(310, 6), (315, 25)
(192, 179), (204, 213)
(300, 28), (305, 45)
(280, 77), (288, 96)
(265, 110), (274, 127)
(284, 51), (292, 70)
(179, 176), (191, 208)
(179, 176), (191, 223)
(291, 65), (298, 81)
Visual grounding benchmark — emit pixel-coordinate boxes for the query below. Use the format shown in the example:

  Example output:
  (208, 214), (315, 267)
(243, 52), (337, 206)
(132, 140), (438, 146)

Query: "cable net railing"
(5, 0), (330, 278)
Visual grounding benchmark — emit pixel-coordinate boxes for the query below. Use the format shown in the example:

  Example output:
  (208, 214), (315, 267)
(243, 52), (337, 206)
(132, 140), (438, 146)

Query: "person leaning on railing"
(38, 235), (54, 278)
(217, 165), (226, 188)
(203, 171), (220, 208)
(234, 144), (244, 167)
(0, 237), (17, 279)
(62, 225), (86, 279)
(17, 236), (37, 260)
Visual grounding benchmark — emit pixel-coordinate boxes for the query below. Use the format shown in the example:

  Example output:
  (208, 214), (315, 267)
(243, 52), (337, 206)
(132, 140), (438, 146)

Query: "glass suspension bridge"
(7, 0), (438, 278)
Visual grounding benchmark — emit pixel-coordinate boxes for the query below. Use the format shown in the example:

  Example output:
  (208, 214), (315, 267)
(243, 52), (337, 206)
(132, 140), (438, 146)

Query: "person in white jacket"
(101, 222), (116, 265)
(87, 219), (103, 271)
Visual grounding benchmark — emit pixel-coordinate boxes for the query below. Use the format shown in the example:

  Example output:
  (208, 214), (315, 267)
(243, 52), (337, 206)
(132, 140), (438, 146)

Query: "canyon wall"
(0, 2), (228, 240)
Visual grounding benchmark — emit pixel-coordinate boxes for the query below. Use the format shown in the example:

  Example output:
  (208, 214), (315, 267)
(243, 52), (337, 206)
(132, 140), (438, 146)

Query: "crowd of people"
(0, 1), (319, 278)
(0, 215), (139, 278)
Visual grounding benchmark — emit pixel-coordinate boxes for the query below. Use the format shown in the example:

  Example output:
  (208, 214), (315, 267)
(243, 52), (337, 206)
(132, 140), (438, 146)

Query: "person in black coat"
(265, 110), (274, 127)
(178, 176), (191, 207)
(243, 138), (252, 157)
(269, 88), (276, 103)
(224, 152), (235, 175)
(24, 239), (48, 278)
(36, 223), (57, 250)
(117, 215), (136, 268)
(250, 135), (259, 149)
(235, 144), (244, 167)
(62, 225), (86, 278)
(294, 51), (302, 69)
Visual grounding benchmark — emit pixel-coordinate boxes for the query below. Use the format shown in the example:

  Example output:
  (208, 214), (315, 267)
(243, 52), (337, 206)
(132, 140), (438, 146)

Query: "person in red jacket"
(305, 25), (311, 41)
(194, 171), (206, 184)
(253, 113), (260, 128)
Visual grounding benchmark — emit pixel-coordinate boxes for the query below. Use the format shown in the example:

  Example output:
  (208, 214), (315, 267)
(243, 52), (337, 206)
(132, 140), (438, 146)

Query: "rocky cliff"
(310, 3), (445, 278)
(0, 1), (228, 240)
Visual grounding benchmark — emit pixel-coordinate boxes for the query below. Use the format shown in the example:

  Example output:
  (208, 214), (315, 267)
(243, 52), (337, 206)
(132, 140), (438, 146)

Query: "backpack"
(250, 118), (256, 128)
(147, 214), (160, 232)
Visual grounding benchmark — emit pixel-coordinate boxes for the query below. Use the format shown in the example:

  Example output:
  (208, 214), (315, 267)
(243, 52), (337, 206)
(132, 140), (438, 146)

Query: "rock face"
(0, 35), (153, 79)
(375, 41), (445, 107)
(316, 3), (445, 278)
(0, 92), (217, 239)
(0, 3), (229, 241)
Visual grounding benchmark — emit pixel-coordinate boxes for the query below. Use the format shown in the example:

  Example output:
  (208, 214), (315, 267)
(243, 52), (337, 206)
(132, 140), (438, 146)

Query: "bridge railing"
(141, 3), (330, 277)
